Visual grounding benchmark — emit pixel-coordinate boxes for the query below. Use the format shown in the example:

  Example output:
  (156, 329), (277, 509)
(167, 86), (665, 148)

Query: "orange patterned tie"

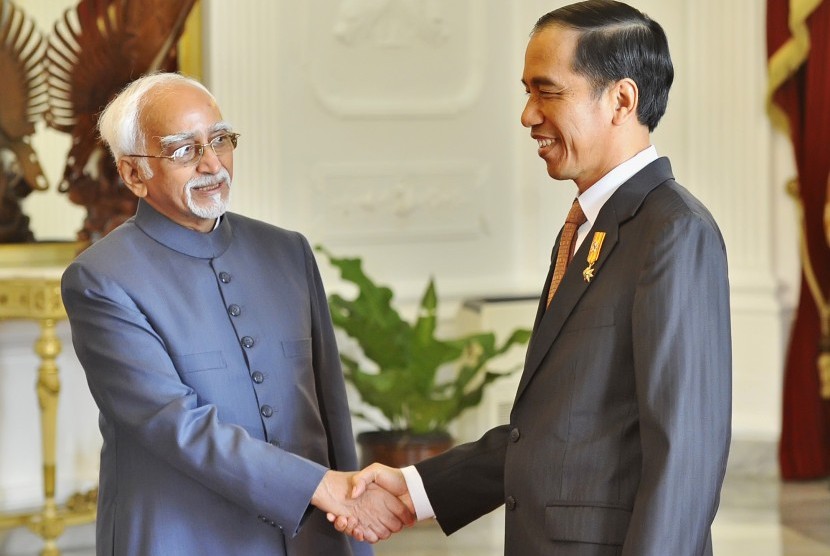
(546, 199), (587, 308)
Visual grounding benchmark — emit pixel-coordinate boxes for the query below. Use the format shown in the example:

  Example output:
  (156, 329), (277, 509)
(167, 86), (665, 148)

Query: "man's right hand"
(312, 469), (414, 543)
(327, 463), (414, 540)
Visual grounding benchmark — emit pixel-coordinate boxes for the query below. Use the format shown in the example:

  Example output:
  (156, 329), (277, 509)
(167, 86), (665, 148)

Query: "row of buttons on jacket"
(217, 269), (280, 448)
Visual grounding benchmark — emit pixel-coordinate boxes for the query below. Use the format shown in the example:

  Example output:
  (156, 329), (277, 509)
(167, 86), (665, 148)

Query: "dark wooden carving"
(44, 0), (197, 242)
(0, 0), (48, 242)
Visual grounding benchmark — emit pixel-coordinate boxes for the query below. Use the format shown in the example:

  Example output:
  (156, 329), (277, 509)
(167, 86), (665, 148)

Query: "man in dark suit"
(334, 1), (731, 554)
(61, 72), (412, 555)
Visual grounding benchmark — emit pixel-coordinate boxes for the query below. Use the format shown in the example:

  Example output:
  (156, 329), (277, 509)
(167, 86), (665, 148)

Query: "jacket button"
(505, 496), (516, 511)
(509, 427), (521, 442)
(252, 371), (264, 384)
(228, 304), (241, 317)
(261, 405), (274, 418)
(219, 271), (231, 283)
(241, 336), (254, 348)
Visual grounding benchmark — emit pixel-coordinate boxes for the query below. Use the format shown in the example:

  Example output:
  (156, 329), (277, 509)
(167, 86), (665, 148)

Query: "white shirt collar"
(574, 145), (658, 250)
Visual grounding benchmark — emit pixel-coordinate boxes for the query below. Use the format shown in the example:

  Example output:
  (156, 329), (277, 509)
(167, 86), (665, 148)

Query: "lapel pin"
(583, 231), (606, 283)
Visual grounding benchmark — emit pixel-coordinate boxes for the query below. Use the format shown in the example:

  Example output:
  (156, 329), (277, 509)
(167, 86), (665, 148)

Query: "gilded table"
(0, 242), (96, 556)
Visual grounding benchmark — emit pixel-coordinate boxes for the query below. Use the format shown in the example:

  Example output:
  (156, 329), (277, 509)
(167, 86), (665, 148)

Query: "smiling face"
(521, 25), (620, 192)
(118, 82), (234, 232)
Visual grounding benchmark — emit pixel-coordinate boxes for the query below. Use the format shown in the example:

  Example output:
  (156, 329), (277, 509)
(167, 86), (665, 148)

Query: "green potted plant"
(316, 246), (532, 467)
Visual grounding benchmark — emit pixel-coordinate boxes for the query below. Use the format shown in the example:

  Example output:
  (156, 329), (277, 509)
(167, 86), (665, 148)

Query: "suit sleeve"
(302, 236), (360, 473)
(623, 211), (731, 555)
(415, 424), (509, 535)
(61, 260), (328, 537)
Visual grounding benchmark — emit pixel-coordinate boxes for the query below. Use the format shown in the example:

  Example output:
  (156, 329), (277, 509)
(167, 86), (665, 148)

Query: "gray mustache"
(187, 169), (231, 190)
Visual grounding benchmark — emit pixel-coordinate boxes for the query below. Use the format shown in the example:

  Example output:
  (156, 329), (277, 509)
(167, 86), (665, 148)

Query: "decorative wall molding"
(332, 0), (449, 48)
(310, 161), (486, 244)
(307, 0), (485, 117)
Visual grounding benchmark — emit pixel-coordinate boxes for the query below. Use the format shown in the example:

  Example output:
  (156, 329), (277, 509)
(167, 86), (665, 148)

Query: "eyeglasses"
(128, 132), (240, 166)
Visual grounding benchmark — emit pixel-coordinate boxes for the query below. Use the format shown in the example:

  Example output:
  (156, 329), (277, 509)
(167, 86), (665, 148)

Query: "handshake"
(312, 463), (417, 544)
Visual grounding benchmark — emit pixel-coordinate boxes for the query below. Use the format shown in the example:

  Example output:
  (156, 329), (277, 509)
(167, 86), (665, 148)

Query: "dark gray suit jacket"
(62, 200), (370, 556)
(416, 158), (731, 556)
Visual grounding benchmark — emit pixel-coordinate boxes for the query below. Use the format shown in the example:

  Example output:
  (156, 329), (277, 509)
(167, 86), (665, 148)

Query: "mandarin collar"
(133, 199), (232, 259)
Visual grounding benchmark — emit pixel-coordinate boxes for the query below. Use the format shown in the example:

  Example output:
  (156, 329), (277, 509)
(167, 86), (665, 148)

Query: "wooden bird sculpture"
(45, 0), (198, 242)
(0, 0), (48, 242)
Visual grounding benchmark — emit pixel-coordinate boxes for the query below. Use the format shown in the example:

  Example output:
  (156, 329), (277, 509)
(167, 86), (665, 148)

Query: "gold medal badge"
(583, 231), (606, 283)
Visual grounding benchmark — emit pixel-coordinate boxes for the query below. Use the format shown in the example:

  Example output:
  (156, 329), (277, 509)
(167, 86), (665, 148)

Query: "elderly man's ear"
(118, 158), (148, 198)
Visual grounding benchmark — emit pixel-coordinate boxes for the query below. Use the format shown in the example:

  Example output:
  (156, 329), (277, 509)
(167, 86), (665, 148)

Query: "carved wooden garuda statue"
(0, 0), (48, 242)
(45, 0), (197, 242)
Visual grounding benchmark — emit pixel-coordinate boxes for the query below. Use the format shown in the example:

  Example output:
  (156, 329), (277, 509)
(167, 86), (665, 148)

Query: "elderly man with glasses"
(61, 72), (411, 556)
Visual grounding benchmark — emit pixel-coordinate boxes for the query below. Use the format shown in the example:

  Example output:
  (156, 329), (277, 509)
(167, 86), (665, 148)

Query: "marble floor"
(1, 471), (829, 555)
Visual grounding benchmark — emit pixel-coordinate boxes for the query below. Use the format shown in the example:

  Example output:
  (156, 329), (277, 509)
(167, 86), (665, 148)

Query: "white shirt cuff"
(401, 465), (435, 521)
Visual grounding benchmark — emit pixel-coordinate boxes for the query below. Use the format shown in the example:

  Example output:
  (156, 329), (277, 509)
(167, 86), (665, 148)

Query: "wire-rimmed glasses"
(128, 132), (240, 166)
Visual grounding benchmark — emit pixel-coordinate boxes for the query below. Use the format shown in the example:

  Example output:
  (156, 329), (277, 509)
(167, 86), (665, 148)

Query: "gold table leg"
(0, 277), (97, 556)
(34, 317), (65, 556)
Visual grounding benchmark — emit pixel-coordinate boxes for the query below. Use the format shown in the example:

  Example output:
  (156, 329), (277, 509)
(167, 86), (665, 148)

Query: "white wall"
(1, 0), (798, 509)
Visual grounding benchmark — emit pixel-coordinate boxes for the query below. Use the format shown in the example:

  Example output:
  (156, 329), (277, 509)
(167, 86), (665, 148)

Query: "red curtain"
(768, 0), (830, 480)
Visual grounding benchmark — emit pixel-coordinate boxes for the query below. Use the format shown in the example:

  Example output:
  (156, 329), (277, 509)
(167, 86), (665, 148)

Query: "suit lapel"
(514, 157), (675, 404)
(530, 241), (560, 335)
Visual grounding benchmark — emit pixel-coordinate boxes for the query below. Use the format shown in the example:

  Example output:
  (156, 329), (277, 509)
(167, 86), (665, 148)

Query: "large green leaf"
(316, 246), (532, 434)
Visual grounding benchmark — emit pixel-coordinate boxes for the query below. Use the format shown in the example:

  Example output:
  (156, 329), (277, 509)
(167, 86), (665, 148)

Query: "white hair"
(98, 72), (216, 167)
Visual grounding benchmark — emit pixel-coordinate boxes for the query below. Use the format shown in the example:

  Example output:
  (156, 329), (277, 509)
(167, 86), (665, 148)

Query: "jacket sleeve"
(61, 260), (328, 537)
(302, 236), (360, 473)
(415, 424), (509, 535)
(623, 211), (731, 555)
